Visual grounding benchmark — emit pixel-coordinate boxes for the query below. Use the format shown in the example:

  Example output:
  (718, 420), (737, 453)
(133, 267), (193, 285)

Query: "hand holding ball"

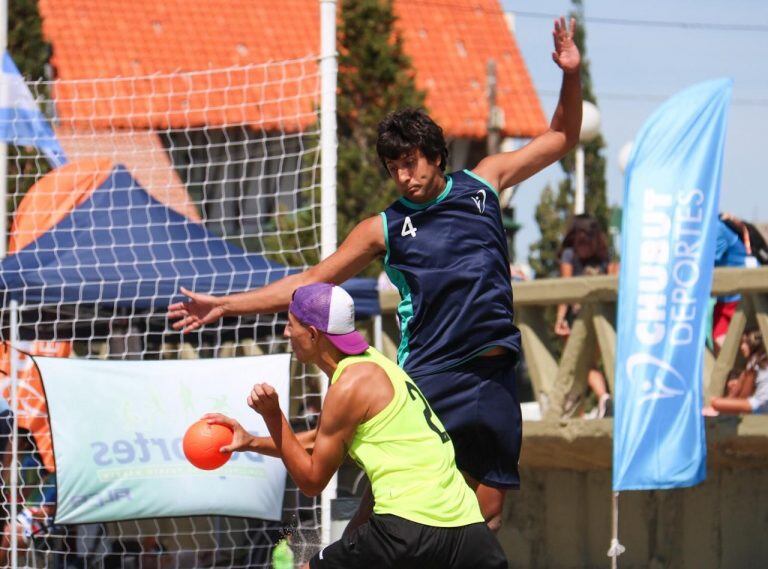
(183, 420), (234, 470)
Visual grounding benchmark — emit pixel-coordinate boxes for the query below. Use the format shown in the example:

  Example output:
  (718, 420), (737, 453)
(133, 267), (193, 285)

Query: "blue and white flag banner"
(37, 353), (291, 523)
(0, 52), (67, 167)
(613, 78), (733, 491)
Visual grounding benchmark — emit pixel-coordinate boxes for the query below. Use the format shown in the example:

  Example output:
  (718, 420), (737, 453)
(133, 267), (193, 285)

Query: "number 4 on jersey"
(401, 216), (417, 238)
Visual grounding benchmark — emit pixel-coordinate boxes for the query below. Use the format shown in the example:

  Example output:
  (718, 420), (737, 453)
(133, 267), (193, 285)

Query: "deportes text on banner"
(37, 353), (291, 523)
(613, 78), (733, 491)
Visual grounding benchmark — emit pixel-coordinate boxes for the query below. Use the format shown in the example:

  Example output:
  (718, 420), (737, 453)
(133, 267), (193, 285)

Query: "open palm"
(167, 287), (225, 333)
(552, 17), (581, 74)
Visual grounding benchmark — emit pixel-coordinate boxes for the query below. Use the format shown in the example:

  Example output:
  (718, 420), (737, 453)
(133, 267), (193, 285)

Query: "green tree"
(528, 183), (571, 278)
(335, 0), (425, 274)
(6, 0), (53, 233)
(267, 0), (425, 274)
(528, 0), (609, 276)
(8, 0), (49, 79)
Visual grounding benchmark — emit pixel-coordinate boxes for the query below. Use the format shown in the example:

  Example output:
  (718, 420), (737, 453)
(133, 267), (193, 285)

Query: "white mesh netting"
(0, 56), (327, 567)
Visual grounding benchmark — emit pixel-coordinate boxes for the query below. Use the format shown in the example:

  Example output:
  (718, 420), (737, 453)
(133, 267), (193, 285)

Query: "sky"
(501, 0), (768, 264)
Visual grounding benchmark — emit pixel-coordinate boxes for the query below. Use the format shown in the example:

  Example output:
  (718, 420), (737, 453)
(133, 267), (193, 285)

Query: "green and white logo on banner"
(36, 354), (291, 524)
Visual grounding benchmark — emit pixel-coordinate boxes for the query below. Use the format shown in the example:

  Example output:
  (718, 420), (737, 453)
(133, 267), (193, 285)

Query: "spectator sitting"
(555, 214), (618, 418)
(0, 429), (58, 568)
(712, 213), (758, 354)
(705, 330), (768, 416)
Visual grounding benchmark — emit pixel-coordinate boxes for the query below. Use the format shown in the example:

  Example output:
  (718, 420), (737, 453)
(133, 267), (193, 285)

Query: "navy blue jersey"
(381, 169), (521, 378)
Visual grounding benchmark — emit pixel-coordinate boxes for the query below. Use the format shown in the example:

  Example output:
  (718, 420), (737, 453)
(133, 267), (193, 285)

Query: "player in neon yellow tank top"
(332, 346), (480, 527)
(205, 283), (507, 568)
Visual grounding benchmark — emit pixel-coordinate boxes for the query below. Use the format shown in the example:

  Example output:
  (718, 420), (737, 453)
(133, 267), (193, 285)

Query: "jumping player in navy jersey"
(168, 17), (582, 532)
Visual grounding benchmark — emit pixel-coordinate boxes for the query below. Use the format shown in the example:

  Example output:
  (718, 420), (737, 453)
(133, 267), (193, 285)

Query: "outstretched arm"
(473, 16), (582, 191)
(247, 379), (367, 497)
(709, 397), (753, 415)
(168, 215), (385, 333)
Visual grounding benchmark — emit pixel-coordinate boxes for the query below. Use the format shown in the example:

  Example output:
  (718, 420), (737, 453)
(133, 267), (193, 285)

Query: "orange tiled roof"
(39, 0), (546, 138)
(395, 1), (546, 138)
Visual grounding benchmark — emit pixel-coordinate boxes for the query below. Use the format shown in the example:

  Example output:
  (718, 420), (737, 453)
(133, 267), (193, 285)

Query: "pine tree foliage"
(6, 0), (53, 227)
(528, 0), (610, 276)
(9, 0), (49, 80)
(267, 0), (426, 273)
(528, 183), (571, 278)
(335, 0), (425, 274)
(569, 0), (609, 235)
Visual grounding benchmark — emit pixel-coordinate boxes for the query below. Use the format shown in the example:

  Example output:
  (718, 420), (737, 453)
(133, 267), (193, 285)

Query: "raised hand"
(202, 412), (254, 453)
(247, 383), (281, 420)
(552, 16), (580, 74)
(167, 287), (226, 333)
(554, 318), (571, 338)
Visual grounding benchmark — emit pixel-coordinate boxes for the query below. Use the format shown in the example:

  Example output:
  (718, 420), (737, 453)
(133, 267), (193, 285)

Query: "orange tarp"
(9, 158), (113, 252)
(4, 157), (199, 472)
(1, 159), (109, 472)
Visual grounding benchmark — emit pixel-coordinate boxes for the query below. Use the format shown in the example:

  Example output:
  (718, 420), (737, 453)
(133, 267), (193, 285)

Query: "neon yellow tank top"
(331, 347), (483, 527)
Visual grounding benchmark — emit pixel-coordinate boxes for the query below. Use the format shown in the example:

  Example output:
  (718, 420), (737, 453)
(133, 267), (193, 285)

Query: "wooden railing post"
(516, 306), (558, 411)
(592, 303), (617, 393)
(544, 304), (596, 420)
(708, 296), (750, 400)
(373, 267), (768, 420)
(752, 293), (768, 347)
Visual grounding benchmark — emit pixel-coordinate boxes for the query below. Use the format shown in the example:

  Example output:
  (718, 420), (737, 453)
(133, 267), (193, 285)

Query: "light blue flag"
(0, 52), (67, 167)
(613, 78), (732, 491)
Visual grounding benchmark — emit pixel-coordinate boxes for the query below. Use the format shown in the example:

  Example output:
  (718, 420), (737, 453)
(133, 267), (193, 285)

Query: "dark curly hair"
(744, 330), (768, 370)
(376, 108), (449, 172)
(558, 214), (610, 265)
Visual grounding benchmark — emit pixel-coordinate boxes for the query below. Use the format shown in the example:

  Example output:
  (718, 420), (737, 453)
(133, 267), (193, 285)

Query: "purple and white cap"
(289, 283), (370, 355)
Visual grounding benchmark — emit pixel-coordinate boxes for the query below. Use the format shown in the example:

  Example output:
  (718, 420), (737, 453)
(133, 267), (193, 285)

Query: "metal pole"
(319, 0), (337, 260)
(9, 299), (19, 569)
(611, 491), (618, 569)
(574, 144), (585, 215)
(486, 59), (500, 157)
(373, 315), (383, 352)
(607, 491), (626, 567)
(319, 0), (338, 548)
(0, 0), (8, 259)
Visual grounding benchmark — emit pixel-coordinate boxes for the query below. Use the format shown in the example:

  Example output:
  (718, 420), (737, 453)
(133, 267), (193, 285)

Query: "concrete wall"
(497, 417), (768, 569)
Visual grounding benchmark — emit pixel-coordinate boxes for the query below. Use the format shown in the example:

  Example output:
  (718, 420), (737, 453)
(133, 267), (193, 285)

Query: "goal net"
(0, 55), (327, 567)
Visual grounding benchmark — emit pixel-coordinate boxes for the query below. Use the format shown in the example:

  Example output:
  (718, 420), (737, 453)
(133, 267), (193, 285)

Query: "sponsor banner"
(613, 79), (733, 490)
(37, 354), (291, 523)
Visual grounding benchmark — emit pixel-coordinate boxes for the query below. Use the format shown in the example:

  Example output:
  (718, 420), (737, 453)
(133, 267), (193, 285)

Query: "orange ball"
(183, 420), (234, 470)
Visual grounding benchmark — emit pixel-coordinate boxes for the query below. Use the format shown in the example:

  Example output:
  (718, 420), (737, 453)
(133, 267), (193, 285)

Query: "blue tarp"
(0, 165), (380, 317)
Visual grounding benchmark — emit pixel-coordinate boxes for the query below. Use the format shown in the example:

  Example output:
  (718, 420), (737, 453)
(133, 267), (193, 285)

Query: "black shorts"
(309, 514), (507, 569)
(415, 353), (522, 489)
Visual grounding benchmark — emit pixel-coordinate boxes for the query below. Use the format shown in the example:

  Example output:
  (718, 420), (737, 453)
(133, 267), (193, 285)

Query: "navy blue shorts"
(415, 354), (521, 489)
